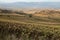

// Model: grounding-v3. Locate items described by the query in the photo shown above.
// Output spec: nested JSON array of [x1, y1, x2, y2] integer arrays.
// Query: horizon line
[[0, 1, 60, 3]]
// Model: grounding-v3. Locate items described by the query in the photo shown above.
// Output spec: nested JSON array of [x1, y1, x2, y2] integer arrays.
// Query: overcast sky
[[0, 0, 60, 3]]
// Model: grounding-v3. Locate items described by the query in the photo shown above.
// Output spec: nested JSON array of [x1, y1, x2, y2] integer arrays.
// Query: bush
[[29, 14, 32, 18]]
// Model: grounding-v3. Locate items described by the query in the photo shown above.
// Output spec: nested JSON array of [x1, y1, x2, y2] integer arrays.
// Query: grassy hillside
[[0, 9, 60, 40]]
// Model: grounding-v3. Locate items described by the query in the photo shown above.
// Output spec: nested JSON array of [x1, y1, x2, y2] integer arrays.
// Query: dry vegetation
[[0, 8, 60, 40]]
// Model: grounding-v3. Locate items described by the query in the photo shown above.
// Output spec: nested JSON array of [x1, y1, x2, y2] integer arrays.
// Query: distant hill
[[0, 2, 60, 9]]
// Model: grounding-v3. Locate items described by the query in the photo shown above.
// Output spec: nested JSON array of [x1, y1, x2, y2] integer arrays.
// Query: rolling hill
[[0, 8, 60, 40]]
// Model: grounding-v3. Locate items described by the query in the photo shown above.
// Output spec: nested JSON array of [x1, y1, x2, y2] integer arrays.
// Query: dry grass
[[0, 9, 60, 40]]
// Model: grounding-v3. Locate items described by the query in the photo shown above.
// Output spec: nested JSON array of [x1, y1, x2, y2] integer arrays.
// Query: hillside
[[0, 8, 60, 40]]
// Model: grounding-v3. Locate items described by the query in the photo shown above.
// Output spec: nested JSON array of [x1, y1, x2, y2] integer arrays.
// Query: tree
[[29, 14, 32, 18]]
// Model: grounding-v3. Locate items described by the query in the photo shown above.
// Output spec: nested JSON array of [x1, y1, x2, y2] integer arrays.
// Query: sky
[[0, 0, 60, 3]]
